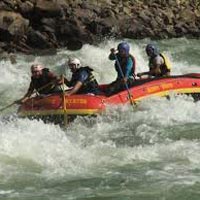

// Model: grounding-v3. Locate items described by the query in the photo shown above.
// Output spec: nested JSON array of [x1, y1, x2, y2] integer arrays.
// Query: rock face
[[0, 0, 200, 54]]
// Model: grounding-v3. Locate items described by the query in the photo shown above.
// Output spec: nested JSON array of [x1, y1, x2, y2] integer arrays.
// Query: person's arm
[[108, 48, 117, 60], [149, 66, 161, 76], [46, 71, 65, 87], [24, 82, 35, 98], [66, 81, 83, 96], [165, 71, 171, 76], [64, 77, 71, 87], [138, 56, 164, 78], [15, 81, 35, 104], [149, 56, 164, 76], [48, 71, 60, 82], [137, 71, 150, 78], [66, 70, 88, 96]]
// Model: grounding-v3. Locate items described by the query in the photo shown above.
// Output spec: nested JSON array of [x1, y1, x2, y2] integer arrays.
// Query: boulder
[[35, 0, 62, 17], [0, 11, 29, 36], [0, 0, 200, 54]]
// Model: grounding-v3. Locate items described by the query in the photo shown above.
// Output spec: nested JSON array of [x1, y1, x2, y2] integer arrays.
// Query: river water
[[1, 38, 200, 200]]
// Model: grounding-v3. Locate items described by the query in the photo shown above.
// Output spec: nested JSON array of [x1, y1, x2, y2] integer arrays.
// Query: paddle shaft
[[0, 79, 60, 112], [0, 101, 16, 112], [61, 75, 68, 126], [114, 54, 135, 107], [33, 79, 58, 95]]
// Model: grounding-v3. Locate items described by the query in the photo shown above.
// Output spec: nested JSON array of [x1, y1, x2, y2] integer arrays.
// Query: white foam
[[1, 38, 200, 181]]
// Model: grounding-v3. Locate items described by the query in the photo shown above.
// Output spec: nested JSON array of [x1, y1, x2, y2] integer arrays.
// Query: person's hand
[[15, 97, 29, 104], [122, 77, 128, 83], [65, 92, 71, 96], [110, 48, 116, 54]]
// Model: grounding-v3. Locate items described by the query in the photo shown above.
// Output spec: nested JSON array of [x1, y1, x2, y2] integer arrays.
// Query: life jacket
[[69, 66, 99, 94], [115, 54, 136, 79], [31, 68, 56, 94], [161, 53, 172, 70], [149, 53, 171, 76]]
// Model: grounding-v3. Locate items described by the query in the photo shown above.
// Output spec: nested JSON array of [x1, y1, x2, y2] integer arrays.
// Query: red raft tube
[[18, 73, 200, 123]]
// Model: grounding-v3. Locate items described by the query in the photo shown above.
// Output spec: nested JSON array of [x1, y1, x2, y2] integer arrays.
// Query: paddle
[[35, 79, 59, 94], [114, 54, 135, 108], [0, 101, 17, 112], [61, 75, 68, 126], [0, 76, 62, 113], [13, 79, 59, 104]]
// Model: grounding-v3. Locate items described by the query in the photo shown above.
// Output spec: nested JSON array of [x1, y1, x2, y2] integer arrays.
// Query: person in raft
[[137, 43, 171, 78], [16, 63, 62, 104], [106, 41, 136, 96], [64, 57, 101, 96]]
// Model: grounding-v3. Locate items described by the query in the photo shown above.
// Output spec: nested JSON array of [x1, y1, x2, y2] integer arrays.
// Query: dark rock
[[2, 0, 19, 11], [174, 23, 188, 37], [0, 11, 29, 36], [19, 1, 34, 15], [87, 20, 113, 36], [67, 39, 83, 51], [26, 28, 52, 49], [0, 0, 200, 54], [34, 0, 62, 17], [0, 2, 9, 10], [31, 48, 57, 56]]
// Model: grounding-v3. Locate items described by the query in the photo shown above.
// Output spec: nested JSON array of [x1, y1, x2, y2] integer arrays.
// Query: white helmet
[[68, 58, 81, 68], [31, 64, 44, 72]]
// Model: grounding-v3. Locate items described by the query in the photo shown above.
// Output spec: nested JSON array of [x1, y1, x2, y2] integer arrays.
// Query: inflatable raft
[[18, 73, 200, 123]]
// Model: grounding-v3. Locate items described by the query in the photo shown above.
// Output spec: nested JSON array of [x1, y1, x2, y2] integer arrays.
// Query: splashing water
[[1, 38, 200, 199]]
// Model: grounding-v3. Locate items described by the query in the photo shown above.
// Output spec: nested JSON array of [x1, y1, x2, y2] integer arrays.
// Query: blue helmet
[[146, 43, 159, 57], [117, 42, 130, 55]]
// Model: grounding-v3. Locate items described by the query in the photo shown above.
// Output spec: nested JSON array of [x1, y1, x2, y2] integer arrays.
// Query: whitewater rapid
[[1, 38, 200, 199]]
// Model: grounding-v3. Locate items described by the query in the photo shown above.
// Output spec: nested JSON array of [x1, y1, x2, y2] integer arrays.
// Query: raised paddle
[[114, 54, 135, 108]]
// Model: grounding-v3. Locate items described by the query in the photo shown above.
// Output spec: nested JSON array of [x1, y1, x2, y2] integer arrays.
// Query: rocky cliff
[[0, 0, 200, 54]]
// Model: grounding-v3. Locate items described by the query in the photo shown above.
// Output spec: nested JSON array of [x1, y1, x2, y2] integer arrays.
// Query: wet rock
[[26, 28, 52, 49], [0, 11, 29, 35], [0, 51, 17, 64], [35, 0, 61, 17], [67, 40, 83, 51], [0, 0, 200, 54], [18, 1, 35, 15]]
